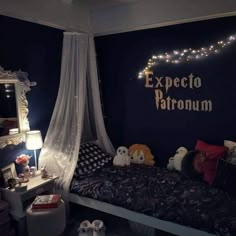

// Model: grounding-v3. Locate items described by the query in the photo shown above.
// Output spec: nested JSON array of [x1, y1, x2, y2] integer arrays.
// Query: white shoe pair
[[78, 220, 106, 236]]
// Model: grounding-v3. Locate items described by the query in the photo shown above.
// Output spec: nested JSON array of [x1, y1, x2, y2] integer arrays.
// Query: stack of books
[[31, 194, 60, 210]]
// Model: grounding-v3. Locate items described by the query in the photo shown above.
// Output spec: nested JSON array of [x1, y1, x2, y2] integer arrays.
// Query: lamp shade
[[25, 130, 43, 150]]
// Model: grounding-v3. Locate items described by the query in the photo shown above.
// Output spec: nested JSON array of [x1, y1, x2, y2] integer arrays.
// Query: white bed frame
[[70, 193, 215, 236]]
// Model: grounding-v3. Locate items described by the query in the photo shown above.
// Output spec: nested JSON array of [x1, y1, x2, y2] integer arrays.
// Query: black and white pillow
[[75, 143, 113, 177]]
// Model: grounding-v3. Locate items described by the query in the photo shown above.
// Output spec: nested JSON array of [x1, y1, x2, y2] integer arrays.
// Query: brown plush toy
[[128, 144, 155, 166]]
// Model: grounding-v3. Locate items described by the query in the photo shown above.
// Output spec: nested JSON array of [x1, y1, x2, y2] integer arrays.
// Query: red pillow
[[195, 140, 228, 184]]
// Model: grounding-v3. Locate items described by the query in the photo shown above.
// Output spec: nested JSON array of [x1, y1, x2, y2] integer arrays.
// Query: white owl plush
[[167, 147, 188, 171], [113, 146, 130, 166]]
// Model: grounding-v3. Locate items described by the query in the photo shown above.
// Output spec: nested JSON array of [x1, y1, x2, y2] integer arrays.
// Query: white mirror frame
[[0, 69, 30, 148]]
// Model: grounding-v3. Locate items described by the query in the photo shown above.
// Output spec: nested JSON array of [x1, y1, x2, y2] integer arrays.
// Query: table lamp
[[25, 130, 43, 170]]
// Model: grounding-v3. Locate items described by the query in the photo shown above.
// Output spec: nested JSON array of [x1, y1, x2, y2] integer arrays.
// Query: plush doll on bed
[[128, 144, 155, 166], [167, 147, 188, 171], [113, 146, 130, 166]]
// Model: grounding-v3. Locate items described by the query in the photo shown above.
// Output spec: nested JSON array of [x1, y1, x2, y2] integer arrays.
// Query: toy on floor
[[128, 144, 155, 166], [167, 147, 188, 171], [113, 146, 130, 166]]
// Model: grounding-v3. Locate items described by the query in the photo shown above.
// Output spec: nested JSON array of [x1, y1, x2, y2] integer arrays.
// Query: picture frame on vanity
[[1, 163, 17, 187]]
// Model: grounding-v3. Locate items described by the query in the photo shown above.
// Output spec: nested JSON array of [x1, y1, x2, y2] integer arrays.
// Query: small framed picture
[[1, 163, 17, 187]]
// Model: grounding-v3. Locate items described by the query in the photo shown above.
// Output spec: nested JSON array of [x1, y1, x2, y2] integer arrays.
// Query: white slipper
[[92, 220, 106, 236], [78, 220, 93, 236]]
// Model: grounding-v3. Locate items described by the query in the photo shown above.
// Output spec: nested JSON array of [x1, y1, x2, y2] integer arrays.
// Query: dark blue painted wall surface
[[95, 16, 236, 166], [0, 16, 63, 170], [1, 15, 236, 170]]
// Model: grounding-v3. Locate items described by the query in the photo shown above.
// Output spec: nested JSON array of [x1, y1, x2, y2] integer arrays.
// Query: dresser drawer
[[21, 181, 54, 202]]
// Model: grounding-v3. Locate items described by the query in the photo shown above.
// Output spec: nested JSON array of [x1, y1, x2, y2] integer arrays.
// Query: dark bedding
[[70, 164, 236, 236]]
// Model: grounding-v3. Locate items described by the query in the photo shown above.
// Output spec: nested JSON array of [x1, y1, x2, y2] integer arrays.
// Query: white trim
[[69, 194, 215, 236]]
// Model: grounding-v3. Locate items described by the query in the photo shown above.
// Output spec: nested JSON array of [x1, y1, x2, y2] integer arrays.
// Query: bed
[[69, 143, 236, 236]]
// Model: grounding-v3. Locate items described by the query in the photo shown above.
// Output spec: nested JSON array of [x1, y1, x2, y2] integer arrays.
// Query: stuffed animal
[[167, 147, 188, 171], [128, 144, 155, 166], [113, 146, 130, 166]]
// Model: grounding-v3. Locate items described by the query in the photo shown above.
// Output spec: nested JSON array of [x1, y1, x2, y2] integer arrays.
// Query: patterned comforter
[[70, 164, 236, 236]]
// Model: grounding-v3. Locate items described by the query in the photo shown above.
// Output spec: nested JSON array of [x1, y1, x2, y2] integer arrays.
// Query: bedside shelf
[[1, 175, 58, 220]]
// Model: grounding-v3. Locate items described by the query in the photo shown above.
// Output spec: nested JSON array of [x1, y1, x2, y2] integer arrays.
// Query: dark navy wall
[[95, 16, 236, 166], [0, 16, 63, 169]]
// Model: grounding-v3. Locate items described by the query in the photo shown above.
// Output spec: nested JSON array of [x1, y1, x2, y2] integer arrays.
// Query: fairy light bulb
[[137, 33, 236, 79]]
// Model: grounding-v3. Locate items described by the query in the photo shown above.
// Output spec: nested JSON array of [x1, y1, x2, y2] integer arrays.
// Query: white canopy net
[[39, 32, 114, 201]]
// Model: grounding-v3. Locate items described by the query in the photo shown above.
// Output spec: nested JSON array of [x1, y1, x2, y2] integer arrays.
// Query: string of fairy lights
[[138, 34, 236, 79]]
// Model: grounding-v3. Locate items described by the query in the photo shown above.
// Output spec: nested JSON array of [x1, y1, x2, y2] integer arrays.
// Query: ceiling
[[0, 0, 236, 35], [79, 0, 139, 9]]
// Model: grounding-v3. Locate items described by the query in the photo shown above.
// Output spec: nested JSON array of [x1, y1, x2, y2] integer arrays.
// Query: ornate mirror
[[0, 67, 35, 148]]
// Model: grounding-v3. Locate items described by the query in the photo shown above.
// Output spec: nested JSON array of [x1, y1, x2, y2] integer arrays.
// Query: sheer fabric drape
[[39, 32, 114, 201]]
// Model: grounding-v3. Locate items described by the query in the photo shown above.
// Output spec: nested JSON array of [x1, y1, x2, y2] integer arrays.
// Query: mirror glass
[[0, 83, 19, 137]]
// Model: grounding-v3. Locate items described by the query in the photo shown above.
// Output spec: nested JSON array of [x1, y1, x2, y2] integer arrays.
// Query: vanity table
[[0, 67, 44, 235], [1, 175, 58, 235]]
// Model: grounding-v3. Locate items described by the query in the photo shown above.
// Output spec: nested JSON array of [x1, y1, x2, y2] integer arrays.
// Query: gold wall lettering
[[145, 71, 213, 112]]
